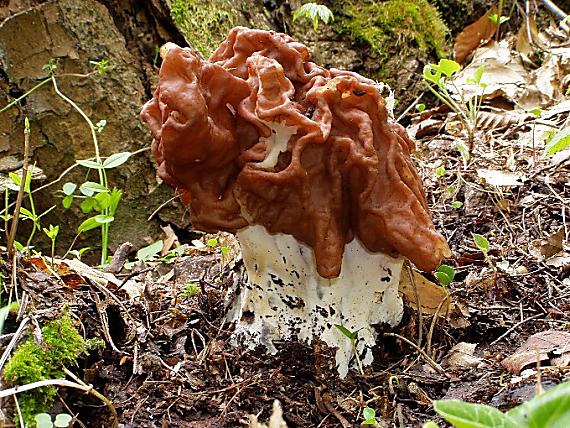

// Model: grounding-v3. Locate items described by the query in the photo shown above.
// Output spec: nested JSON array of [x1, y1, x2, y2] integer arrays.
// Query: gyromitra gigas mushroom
[[141, 27, 451, 377]]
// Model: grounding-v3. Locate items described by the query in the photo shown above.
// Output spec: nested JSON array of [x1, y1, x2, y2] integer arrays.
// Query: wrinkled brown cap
[[141, 27, 451, 278]]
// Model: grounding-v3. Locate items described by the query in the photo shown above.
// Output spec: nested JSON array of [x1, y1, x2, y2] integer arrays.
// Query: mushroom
[[141, 27, 451, 377]]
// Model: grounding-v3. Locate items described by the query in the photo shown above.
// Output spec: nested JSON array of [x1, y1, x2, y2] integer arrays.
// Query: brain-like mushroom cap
[[141, 27, 451, 278]]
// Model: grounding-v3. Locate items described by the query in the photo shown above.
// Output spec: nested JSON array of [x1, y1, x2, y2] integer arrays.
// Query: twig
[[147, 194, 179, 221], [490, 313, 544, 345], [384, 332, 450, 378], [6, 120, 31, 257], [406, 263, 423, 349], [0, 317, 30, 373]]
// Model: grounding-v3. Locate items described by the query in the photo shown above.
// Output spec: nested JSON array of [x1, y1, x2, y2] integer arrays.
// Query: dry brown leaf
[[445, 342, 482, 369], [476, 110, 530, 131], [502, 330, 570, 374], [399, 269, 469, 328], [454, 8, 498, 64]]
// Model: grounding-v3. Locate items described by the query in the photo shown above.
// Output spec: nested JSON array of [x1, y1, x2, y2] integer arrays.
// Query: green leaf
[[137, 240, 163, 261], [423, 64, 441, 86], [62, 194, 74, 209], [95, 192, 111, 210], [78, 216, 103, 233], [467, 65, 485, 85], [43, 224, 59, 240], [335, 324, 357, 340], [433, 400, 517, 428], [207, 238, 218, 247], [19, 206, 36, 221], [103, 152, 132, 169], [0, 302, 18, 335], [437, 264, 455, 281], [76, 159, 104, 169], [79, 181, 108, 196], [472, 234, 490, 253], [80, 197, 97, 214], [35, 413, 54, 428], [451, 201, 464, 209], [456, 140, 471, 162], [507, 382, 570, 428], [545, 127, 570, 156], [108, 188, 122, 215], [54, 413, 73, 428], [363, 406, 376, 421], [62, 182, 77, 195], [529, 108, 542, 117], [423, 423, 440, 428], [94, 214, 114, 224], [436, 166, 446, 177], [416, 103, 426, 112], [438, 59, 461, 78], [435, 271, 452, 287]]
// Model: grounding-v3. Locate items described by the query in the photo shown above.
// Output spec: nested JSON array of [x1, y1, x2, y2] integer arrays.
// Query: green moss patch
[[2, 314, 102, 426], [339, 0, 449, 72]]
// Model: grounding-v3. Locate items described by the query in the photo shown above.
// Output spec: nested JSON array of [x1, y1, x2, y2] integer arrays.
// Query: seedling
[[473, 233, 495, 271], [435, 166, 446, 177], [335, 324, 364, 375], [435, 264, 455, 287], [423, 59, 486, 161], [179, 282, 200, 299], [450, 201, 463, 209], [35, 413, 73, 428], [416, 103, 426, 112], [293, 2, 334, 31], [362, 406, 380, 426], [42, 224, 59, 262]]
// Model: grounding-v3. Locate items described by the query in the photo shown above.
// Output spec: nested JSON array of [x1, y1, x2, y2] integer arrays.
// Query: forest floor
[[1, 22, 570, 428]]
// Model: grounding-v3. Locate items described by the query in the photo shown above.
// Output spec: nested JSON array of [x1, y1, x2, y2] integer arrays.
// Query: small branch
[[490, 313, 544, 345], [384, 332, 450, 378]]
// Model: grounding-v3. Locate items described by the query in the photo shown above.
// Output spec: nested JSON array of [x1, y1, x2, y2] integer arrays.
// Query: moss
[[2, 314, 102, 426], [338, 0, 449, 77], [171, 0, 236, 56]]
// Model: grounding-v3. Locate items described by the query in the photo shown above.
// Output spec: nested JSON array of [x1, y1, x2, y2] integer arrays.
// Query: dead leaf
[[454, 8, 498, 64], [445, 342, 482, 369], [476, 110, 530, 131], [477, 169, 526, 186], [399, 269, 470, 328], [502, 330, 570, 374], [161, 224, 179, 255]]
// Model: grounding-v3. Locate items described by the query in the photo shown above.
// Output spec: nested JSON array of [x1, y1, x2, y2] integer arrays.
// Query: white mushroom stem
[[227, 225, 404, 378]]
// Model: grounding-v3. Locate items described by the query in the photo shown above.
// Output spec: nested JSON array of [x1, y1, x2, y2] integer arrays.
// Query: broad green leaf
[[451, 201, 464, 209], [62, 182, 77, 195], [436, 166, 446, 177], [79, 181, 108, 196], [207, 238, 218, 247], [433, 400, 517, 428], [8, 171, 29, 192], [363, 406, 376, 421], [103, 152, 132, 169], [545, 127, 570, 156], [472, 234, 490, 253], [62, 194, 74, 209], [137, 240, 163, 261], [109, 188, 122, 214], [423, 64, 441, 86], [19, 207, 36, 220], [438, 59, 461, 78], [507, 382, 570, 428], [94, 214, 114, 224], [416, 103, 426, 112], [78, 216, 102, 233], [455, 140, 470, 162], [76, 159, 103, 169], [437, 264, 455, 281], [435, 271, 452, 287]]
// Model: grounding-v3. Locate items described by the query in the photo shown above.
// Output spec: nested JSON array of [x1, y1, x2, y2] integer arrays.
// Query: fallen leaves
[[454, 9, 498, 64], [502, 330, 570, 374]]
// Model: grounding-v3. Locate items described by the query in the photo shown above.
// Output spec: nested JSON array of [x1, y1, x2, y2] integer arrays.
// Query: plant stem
[[6, 122, 31, 257]]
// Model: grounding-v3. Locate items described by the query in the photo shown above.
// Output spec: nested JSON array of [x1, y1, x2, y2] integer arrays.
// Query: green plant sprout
[[0, 58, 134, 265], [293, 2, 334, 31], [435, 264, 455, 287], [42, 224, 59, 262], [423, 59, 486, 162], [472, 233, 496, 271], [488, 13, 509, 25], [430, 381, 570, 428], [435, 166, 446, 177], [451, 201, 463, 209], [35, 413, 73, 428], [335, 324, 364, 376], [544, 127, 569, 156], [362, 406, 380, 426], [179, 282, 200, 299], [416, 103, 426, 112]]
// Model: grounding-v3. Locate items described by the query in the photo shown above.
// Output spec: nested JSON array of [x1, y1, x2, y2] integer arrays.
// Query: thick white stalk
[[227, 225, 404, 378]]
